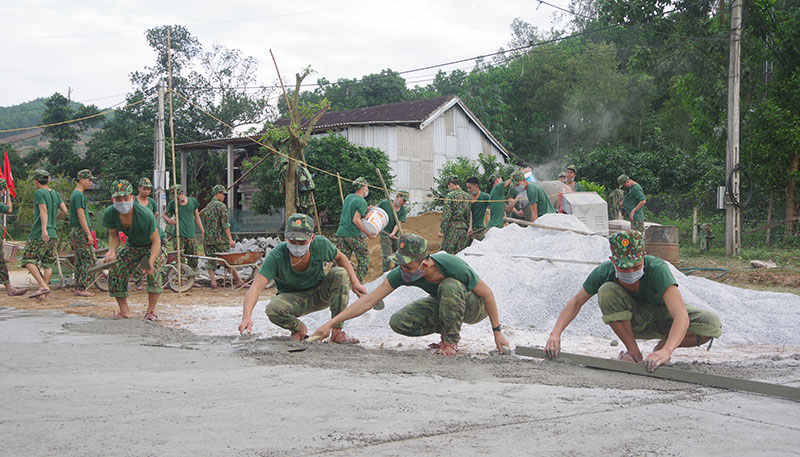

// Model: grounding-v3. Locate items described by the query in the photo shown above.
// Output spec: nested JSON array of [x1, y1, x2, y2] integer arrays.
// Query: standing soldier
[[103, 180, 166, 320], [163, 184, 204, 270], [378, 191, 408, 272], [334, 177, 375, 283], [618, 174, 647, 233], [201, 184, 243, 289], [0, 178, 26, 296], [564, 165, 584, 192], [511, 170, 555, 223], [466, 176, 490, 242], [133, 178, 166, 291], [23, 169, 67, 300], [438, 176, 471, 254], [69, 169, 97, 297], [486, 173, 507, 230]]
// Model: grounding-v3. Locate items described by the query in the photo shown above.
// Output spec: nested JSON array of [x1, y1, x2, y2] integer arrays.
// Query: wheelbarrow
[[90, 250, 195, 293], [185, 251, 266, 289]]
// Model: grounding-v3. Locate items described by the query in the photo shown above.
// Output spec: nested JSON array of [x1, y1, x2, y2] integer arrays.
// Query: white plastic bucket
[[362, 207, 389, 236]]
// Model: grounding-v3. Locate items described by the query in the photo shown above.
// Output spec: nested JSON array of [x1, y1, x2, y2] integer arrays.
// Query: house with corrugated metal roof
[[175, 95, 510, 227]]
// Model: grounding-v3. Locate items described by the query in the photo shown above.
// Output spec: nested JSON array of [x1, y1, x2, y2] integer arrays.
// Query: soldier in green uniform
[[132, 178, 166, 290], [0, 178, 26, 296], [103, 180, 166, 320], [506, 184, 530, 221], [545, 230, 722, 372], [69, 169, 97, 297], [466, 176, 491, 242], [377, 191, 408, 272], [238, 213, 366, 343], [22, 169, 67, 300], [201, 184, 243, 289], [163, 184, 204, 269], [334, 177, 375, 283], [511, 170, 555, 223], [558, 171, 567, 183], [312, 233, 511, 355], [618, 174, 647, 233], [486, 173, 507, 230], [438, 176, 471, 254], [564, 165, 584, 192]]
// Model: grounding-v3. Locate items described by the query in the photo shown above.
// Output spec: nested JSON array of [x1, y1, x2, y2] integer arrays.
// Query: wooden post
[[167, 29, 182, 295], [725, 0, 742, 255], [692, 207, 699, 245], [337, 173, 345, 204], [766, 190, 774, 245]]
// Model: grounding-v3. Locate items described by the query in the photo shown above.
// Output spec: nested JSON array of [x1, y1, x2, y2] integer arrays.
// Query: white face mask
[[114, 201, 133, 214], [364, 188, 369, 198], [287, 242, 310, 258], [616, 267, 644, 284]]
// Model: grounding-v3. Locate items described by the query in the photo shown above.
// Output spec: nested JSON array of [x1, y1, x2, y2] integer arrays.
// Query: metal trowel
[[232, 329, 261, 345]]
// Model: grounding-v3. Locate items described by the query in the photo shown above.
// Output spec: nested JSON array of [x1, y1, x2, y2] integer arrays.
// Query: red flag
[[3, 150, 15, 198]]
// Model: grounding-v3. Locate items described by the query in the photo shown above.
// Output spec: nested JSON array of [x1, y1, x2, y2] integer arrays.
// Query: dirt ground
[[364, 211, 443, 283]]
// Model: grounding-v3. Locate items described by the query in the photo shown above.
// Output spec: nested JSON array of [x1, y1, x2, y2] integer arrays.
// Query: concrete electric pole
[[155, 80, 167, 229], [725, 0, 742, 256]]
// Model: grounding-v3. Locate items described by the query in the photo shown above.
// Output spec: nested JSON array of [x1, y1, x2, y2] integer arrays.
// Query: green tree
[[426, 154, 515, 211]]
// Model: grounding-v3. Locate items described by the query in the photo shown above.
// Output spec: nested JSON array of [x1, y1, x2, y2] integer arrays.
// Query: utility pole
[[155, 80, 167, 228], [725, 0, 742, 256]]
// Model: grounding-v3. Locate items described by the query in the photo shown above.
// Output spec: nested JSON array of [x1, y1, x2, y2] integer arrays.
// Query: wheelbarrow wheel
[[94, 271, 109, 292], [167, 264, 195, 292]]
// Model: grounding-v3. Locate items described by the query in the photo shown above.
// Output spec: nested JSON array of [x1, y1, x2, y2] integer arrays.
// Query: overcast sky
[[0, 0, 571, 108]]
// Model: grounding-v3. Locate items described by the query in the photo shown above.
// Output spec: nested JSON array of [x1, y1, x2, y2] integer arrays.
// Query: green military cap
[[285, 213, 315, 241], [212, 184, 226, 195], [138, 177, 153, 188], [388, 233, 429, 266], [352, 177, 368, 189], [609, 230, 644, 268], [396, 190, 410, 202], [558, 171, 567, 178], [31, 169, 49, 181], [170, 184, 183, 194], [511, 170, 525, 183], [566, 164, 577, 173], [77, 169, 96, 180], [0, 178, 6, 190], [617, 174, 630, 189], [111, 179, 133, 197], [447, 175, 459, 185]]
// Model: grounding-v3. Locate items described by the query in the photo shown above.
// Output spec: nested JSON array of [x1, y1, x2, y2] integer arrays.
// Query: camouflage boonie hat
[[31, 169, 49, 181], [111, 179, 133, 198], [285, 213, 315, 241], [138, 177, 152, 188], [170, 184, 183, 194], [0, 178, 6, 190], [617, 174, 630, 189], [511, 170, 525, 183], [558, 171, 567, 178], [609, 230, 644, 268], [77, 169, 96, 180], [447, 175, 459, 185], [352, 177, 368, 189], [396, 190, 409, 202], [566, 164, 577, 173], [389, 233, 429, 266], [211, 184, 226, 195]]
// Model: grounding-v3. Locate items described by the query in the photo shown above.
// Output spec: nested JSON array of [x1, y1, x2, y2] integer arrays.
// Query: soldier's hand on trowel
[[544, 335, 561, 359], [644, 349, 671, 372], [494, 332, 510, 353], [238, 317, 254, 335], [310, 323, 332, 342]]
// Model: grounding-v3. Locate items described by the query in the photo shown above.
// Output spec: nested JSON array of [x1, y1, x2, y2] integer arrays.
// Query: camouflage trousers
[[335, 236, 368, 283], [469, 227, 486, 243], [173, 236, 198, 269], [204, 243, 229, 270], [441, 225, 470, 254], [389, 278, 488, 345], [21, 238, 58, 270], [598, 281, 722, 340], [70, 227, 96, 290], [132, 237, 167, 285], [631, 219, 645, 233], [0, 256, 8, 284], [265, 267, 350, 332], [109, 245, 167, 298], [380, 233, 399, 273]]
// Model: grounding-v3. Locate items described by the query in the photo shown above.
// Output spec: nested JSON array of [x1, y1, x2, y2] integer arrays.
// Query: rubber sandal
[[617, 351, 638, 362], [434, 342, 459, 356], [428, 342, 443, 349], [330, 331, 360, 344], [7, 288, 27, 297], [144, 312, 158, 322], [29, 288, 50, 299], [74, 290, 94, 297]]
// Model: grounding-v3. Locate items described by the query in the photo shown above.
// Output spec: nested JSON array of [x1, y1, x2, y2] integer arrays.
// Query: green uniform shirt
[[29, 188, 63, 240], [69, 189, 88, 229], [336, 193, 368, 237], [469, 191, 491, 229], [0, 203, 9, 214], [386, 252, 480, 296], [257, 235, 338, 294], [582, 255, 677, 307], [622, 183, 646, 221], [166, 197, 200, 238], [136, 196, 165, 239], [487, 182, 506, 228], [525, 183, 555, 217], [377, 199, 407, 234], [102, 203, 158, 248]]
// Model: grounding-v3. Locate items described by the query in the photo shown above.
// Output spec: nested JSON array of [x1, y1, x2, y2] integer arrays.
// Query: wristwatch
[[492, 324, 502, 332]]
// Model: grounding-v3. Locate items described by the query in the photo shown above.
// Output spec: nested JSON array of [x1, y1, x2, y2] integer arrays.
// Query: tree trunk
[[285, 137, 301, 221], [766, 190, 774, 245], [787, 152, 799, 237]]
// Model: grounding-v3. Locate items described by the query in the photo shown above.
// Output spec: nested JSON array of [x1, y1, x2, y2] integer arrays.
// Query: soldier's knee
[[437, 278, 466, 299], [265, 298, 290, 323], [597, 281, 633, 315], [328, 266, 348, 281], [389, 312, 412, 336]]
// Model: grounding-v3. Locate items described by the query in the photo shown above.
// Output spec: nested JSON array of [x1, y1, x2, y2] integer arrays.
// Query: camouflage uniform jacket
[[441, 189, 471, 231], [201, 199, 230, 245]]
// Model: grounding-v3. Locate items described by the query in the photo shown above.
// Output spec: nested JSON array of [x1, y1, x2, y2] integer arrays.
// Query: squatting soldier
[[201, 184, 243, 289], [103, 179, 166, 320], [0, 178, 26, 296], [511, 170, 554, 223], [466, 176, 490, 242], [545, 230, 722, 371], [69, 169, 97, 297], [438, 176, 471, 254], [238, 213, 366, 343], [486, 173, 507, 230], [334, 176, 375, 283], [618, 174, 647, 233], [312, 233, 511, 355], [163, 184, 204, 269], [378, 191, 408, 273], [22, 169, 67, 300]]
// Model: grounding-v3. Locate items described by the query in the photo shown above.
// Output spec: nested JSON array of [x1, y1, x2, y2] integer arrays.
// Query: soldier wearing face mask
[[103, 180, 166, 321], [465, 176, 490, 242], [334, 176, 375, 283], [238, 214, 366, 343], [311, 233, 510, 356], [544, 230, 722, 372]]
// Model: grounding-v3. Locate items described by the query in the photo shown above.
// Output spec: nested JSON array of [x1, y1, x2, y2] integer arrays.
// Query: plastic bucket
[[362, 207, 389, 236]]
